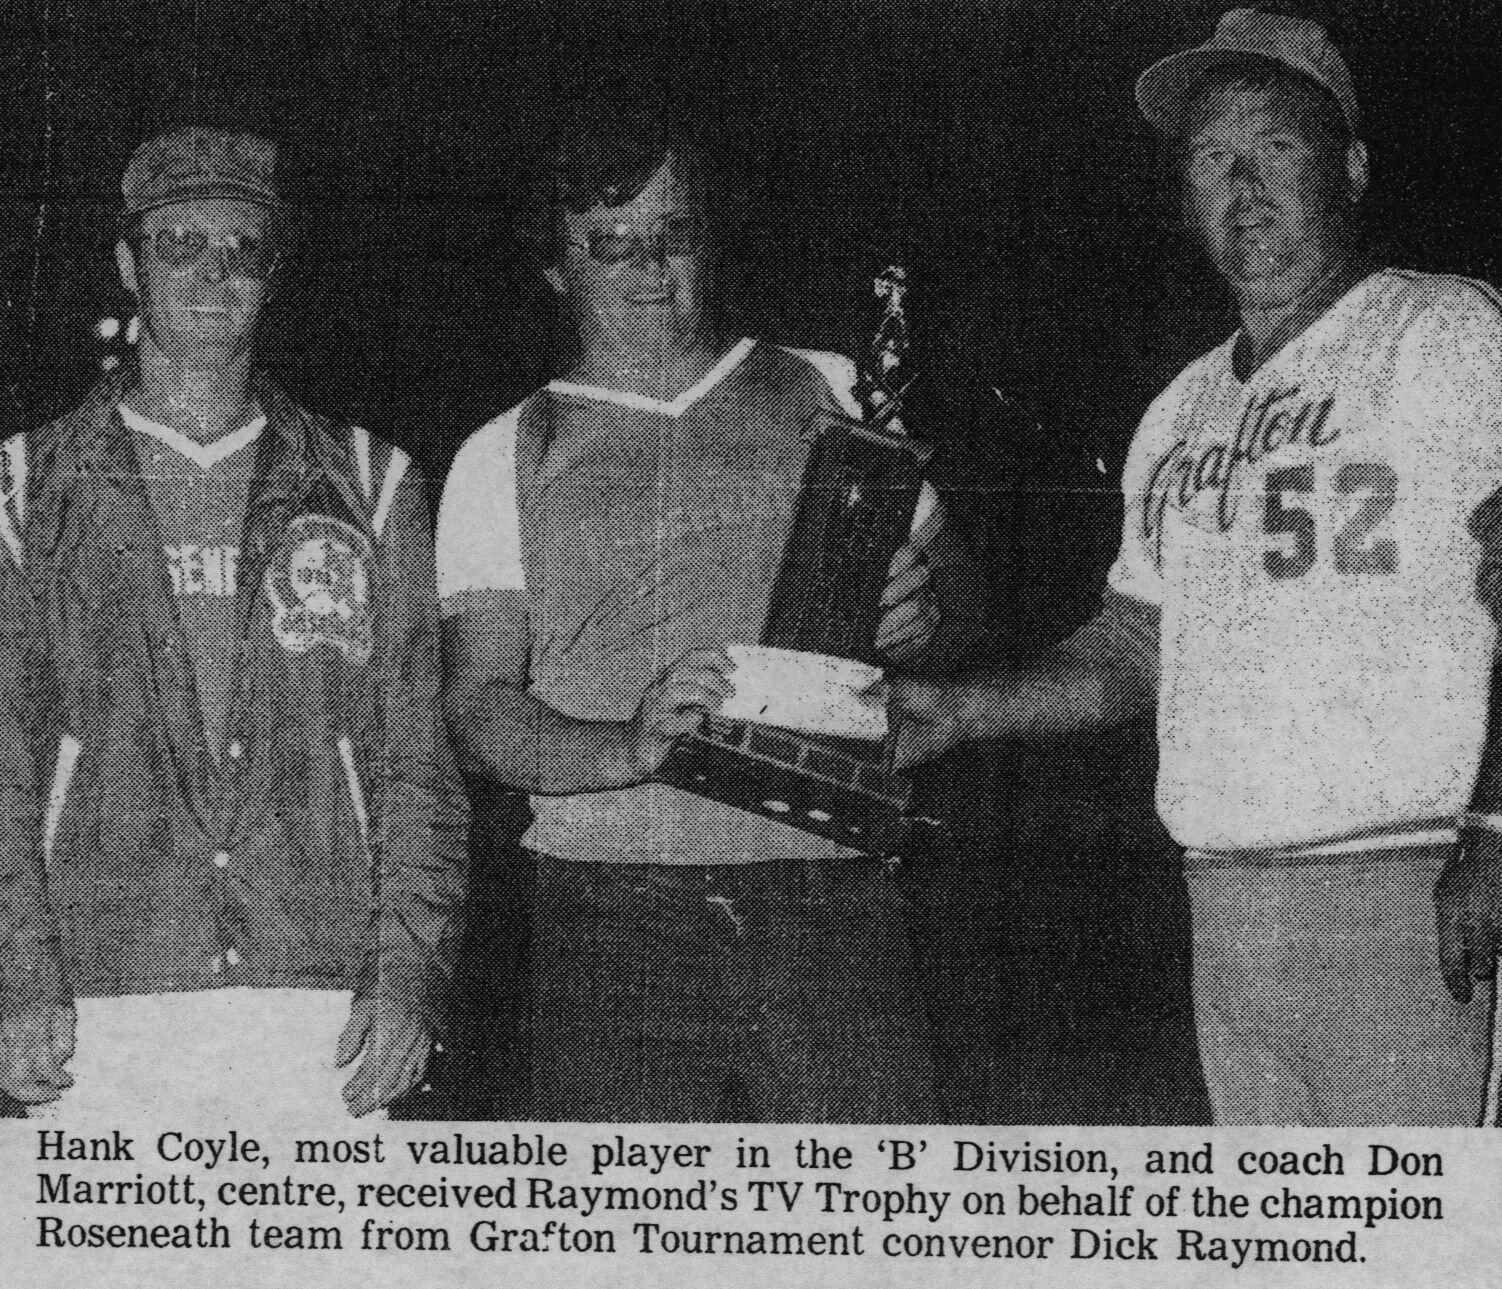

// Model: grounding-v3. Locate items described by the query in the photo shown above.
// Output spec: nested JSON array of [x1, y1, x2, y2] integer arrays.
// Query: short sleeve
[[436, 408, 526, 616], [1106, 380, 1193, 609], [1395, 280, 1502, 519], [1394, 280, 1502, 615], [1106, 529, 1163, 607], [1105, 432, 1159, 606], [779, 346, 863, 419]]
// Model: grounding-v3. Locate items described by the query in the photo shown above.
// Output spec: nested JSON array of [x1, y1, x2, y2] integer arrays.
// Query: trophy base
[[654, 716, 916, 855]]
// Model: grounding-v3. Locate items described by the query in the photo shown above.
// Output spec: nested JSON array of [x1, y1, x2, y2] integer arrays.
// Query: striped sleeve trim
[[372, 447, 409, 539], [349, 425, 412, 539], [0, 433, 27, 566], [351, 424, 375, 503]]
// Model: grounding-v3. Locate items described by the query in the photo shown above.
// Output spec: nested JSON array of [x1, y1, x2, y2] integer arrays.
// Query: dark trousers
[[389, 785, 536, 1121], [904, 729, 1210, 1125], [532, 855, 936, 1122]]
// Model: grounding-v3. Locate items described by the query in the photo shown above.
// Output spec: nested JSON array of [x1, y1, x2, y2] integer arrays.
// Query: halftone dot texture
[[1135, 7, 1360, 137], [439, 341, 939, 1119], [0, 373, 467, 1076], [1185, 846, 1492, 1125], [482, 343, 871, 866], [530, 857, 936, 1122], [122, 128, 280, 215]]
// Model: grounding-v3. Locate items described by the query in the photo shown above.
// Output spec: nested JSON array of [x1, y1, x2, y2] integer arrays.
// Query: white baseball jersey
[[1110, 270, 1502, 852]]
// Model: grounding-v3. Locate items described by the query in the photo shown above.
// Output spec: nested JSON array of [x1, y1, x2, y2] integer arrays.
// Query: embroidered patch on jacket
[[265, 514, 375, 665]]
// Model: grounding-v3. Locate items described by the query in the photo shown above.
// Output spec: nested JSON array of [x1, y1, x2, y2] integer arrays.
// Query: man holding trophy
[[437, 96, 973, 1121]]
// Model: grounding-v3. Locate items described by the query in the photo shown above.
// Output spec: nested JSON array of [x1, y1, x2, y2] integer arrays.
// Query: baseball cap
[[122, 128, 280, 215], [1135, 8, 1359, 137]]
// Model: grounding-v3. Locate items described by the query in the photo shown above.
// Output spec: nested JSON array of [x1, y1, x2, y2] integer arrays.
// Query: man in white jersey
[[887, 9, 1502, 1125], [0, 129, 467, 1119], [437, 94, 974, 1120]]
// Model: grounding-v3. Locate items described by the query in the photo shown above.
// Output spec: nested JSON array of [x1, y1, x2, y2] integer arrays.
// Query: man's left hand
[[336, 998, 433, 1117], [1435, 825, 1502, 1004], [876, 541, 939, 663]]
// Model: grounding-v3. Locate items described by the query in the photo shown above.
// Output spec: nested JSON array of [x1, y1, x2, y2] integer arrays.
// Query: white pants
[[32, 988, 377, 1124]]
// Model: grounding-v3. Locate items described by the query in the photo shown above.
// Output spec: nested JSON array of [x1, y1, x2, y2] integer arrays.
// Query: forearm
[[0, 795, 69, 1018], [446, 679, 644, 794], [438, 599, 645, 794], [896, 590, 1160, 754], [367, 477, 472, 1032], [944, 647, 1156, 741], [0, 582, 66, 1016], [373, 730, 470, 1030]]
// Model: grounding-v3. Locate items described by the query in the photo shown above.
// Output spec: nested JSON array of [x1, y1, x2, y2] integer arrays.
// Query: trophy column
[[653, 262, 933, 855]]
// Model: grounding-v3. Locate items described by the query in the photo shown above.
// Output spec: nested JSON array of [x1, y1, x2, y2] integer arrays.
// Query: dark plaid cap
[[122, 128, 280, 214]]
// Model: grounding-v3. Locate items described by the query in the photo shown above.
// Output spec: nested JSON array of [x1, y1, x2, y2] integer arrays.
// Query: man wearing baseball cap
[[888, 11, 1502, 1124], [0, 128, 468, 1119]]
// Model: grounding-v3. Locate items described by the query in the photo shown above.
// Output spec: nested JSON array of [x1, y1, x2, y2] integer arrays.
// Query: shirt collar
[[547, 338, 757, 418], [118, 401, 265, 469]]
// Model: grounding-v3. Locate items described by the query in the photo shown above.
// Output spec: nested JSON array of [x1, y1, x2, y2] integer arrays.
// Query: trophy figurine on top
[[652, 260, 936, 857]]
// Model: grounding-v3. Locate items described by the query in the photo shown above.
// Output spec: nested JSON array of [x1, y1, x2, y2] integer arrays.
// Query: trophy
[[653, 261, 933, 855]]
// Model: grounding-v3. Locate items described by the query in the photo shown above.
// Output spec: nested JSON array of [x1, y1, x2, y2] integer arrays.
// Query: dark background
[[1, 1, 1496, 469], [0, 0, 1496, 1122]]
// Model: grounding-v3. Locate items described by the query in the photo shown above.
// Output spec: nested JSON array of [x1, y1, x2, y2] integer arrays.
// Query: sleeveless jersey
[[1109, 270, 1502, 852]]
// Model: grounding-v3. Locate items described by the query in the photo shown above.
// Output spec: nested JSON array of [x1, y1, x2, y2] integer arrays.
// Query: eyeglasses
[[575, 215, 706, 264], [144, 225, 277, 279]]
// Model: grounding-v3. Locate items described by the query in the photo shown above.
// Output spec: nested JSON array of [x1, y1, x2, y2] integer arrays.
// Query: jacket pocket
[[337, 734, 373, 865], [42, 733, 82, 868]]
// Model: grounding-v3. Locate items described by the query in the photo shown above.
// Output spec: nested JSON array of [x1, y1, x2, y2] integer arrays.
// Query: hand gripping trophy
[[653, 259, 937, 856]]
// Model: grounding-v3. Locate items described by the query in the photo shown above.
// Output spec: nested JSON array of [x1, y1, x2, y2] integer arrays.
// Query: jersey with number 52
[[1110, 270, 1502, 851]]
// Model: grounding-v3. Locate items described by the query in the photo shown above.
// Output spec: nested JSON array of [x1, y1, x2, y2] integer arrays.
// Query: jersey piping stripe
[[371, 448, 408, 539], [118, 403, 264, 470], [41, 733, 82, 870], [0, 433, 23, 567], [547, 338, 757, 418], [4, 433, 26, 526], [351, 425, 374, 504], [337, 735, 373, 865], [1469, 279, 1502, 314], [1483, 980, 1502, 1126], [1184, 824, 1458, 869], [0, 497, 20, 567]]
